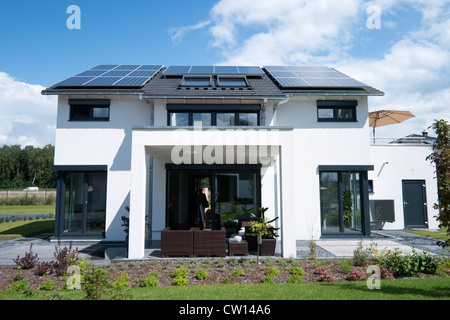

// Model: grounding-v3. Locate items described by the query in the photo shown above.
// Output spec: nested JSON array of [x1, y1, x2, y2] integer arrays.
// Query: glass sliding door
[[165, 166, 261, 236], [57, 170, 107, 237], [320, 170, 364, 235], [213, 171, 258, 236]]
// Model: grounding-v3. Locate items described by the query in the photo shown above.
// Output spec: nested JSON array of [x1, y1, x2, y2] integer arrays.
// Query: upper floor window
[[317, 100, 357, 122], [181, 76, 211, 87], [69, 99, 110, 121], [167, 104, 260, 127], [217, 76, 248, 87]]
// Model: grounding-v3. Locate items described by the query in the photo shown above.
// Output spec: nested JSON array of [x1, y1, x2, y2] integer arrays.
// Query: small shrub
[[172, 276, 189, 286], [227, 258, 238, 266], [13, 244, 39, 269], [138, 271, 159, 287], [112, 272, 130, 290], [290, 266, 306, 276], [53, 241, 79, 276], [261, 276, 274, 284], [195, 268, 210, 280], [353, 240, 370, 266], [276, 258, 287, 266], [9, 279, 29, 292], [264, 266, 280, 277], [314, 266, 328, 275], [83, 266, 111, 300], [231, 268, 245, 277], [222, 277, 230, 284], [35, 261, 53, 276], [380, 267, 394, 280], [319, 273, 335, 282], [347, 268, 367, 281], [172, 266, 188, 279], [338, 259, 353, 275], [287, 275, 304, 284], [39, 279, 55, 291]]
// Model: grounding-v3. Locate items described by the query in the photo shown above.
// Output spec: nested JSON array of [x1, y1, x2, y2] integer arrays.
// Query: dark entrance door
[[402, 180, 427, 228]]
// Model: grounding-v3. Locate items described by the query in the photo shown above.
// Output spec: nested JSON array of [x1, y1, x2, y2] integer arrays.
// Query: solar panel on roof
[[189, 66, 214, 74], [163, 65, 264, 75], [163, 66, 191, 74], [53, 64, 163, 87], [264, 65, 368, 88]]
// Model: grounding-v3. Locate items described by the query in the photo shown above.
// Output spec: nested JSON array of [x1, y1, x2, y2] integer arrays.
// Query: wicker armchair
[[160, 227, 194, 257], [191, 227, 226, 257]]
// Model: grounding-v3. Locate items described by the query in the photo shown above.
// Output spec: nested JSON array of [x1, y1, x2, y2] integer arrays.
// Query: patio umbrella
[[369, 110, 415, 142]]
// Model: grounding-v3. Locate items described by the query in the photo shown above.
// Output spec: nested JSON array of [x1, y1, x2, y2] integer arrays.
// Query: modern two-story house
[[42, 64, 439, 259]]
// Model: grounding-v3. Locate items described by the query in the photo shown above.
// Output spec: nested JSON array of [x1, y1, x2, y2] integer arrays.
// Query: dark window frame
[[317, 100, 357, 122], [167, 111, 260, 127], [318, 165, 372, 237], [180, 75, 212, 87], [69, 99, 110, 121], [216, 75, 248, 87]]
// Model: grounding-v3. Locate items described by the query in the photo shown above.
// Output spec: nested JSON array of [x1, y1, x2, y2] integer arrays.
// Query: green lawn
[[405, 229, 448, 242], [0, 219, 54, 238], [0, 278, 449, 300], [0, 205, 55, 214]]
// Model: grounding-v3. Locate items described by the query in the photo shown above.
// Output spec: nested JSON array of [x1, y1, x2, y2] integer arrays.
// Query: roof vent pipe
[[271, 95, 290, 126]]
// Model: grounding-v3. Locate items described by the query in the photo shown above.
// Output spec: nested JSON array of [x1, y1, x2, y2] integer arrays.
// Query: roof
[[41, 65, 384, 98]]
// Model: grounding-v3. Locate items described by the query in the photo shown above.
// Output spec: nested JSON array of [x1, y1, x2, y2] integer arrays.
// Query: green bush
[[231, 268, 245, 277], [195, 268, 210, 280], [112, 272, 130, 290], [9, 279, 29, 292], [83, 266, 111, 300], [138, 271, 159, 287], [172, 276, 189, 286], [375, 249, 441, 277], [286, 275, 304, 284], [172, 266, 188, 279], [264, 266, 280, 277], [261, 276, 274, 283], [39, 279, 55, 291], [289, 266, 306, 276]]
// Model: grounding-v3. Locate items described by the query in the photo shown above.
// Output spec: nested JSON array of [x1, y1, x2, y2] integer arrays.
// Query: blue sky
[[0, 0, 448, 147]]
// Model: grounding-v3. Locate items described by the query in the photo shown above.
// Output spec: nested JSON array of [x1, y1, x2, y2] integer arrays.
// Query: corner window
[[317, 100, 357, 122], [69, 99, 110, 121]]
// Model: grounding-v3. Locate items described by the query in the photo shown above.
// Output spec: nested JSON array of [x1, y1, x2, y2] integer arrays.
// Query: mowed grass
[[0, 205, 55, 214], [0, 219, 55, 238], [0, 278, 449, 300], [405, 229, 448, 242]]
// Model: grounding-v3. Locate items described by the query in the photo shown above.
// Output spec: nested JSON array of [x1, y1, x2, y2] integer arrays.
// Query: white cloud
[[0, 72, 57, 147], [198, 0, 449, 138], [170, 20, 211, 44]]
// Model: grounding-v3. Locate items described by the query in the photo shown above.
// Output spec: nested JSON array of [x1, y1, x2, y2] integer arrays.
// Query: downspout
[[271, 95, 290, 126]]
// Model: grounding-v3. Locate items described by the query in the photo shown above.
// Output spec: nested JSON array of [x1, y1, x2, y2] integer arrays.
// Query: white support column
[[279, 133, 297, 258], [128, 132, 147, 259]]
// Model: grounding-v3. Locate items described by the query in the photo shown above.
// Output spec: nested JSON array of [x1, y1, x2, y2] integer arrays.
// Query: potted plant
[[248, 207, 279, 262]]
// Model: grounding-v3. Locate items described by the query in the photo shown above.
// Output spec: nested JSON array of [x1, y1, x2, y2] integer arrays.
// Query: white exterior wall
[[275, 96, 372, 244], [54, 95, 151, 241], [369, 144, 439, 229]]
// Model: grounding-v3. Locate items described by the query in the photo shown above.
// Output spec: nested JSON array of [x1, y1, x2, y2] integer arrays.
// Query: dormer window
[[181, 76, 211, 87], [217, 75, 248, 87]]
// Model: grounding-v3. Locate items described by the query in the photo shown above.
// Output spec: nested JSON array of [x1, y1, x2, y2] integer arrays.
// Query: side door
[[402, 180, 428, 228]]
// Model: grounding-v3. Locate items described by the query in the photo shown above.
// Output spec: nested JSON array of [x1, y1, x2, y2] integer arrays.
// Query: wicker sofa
[[160, 227, 194, 257], [191, 227, 226, 257], [160, 227, 226, 257]]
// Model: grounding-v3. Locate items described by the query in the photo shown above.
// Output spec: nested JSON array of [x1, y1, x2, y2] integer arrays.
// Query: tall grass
[[0, 194, 56, 206]]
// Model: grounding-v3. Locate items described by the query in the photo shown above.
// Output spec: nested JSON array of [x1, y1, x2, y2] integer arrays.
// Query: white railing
[[370, 136, 431, 145]]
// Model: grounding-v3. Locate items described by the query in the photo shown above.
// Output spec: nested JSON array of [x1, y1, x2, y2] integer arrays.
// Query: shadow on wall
[[107, 192, 130, 242]]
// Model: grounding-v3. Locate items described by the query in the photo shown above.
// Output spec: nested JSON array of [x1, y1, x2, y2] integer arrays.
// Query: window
[[167, 105, 260, 127], [69, 99, 110, 121], [317, 100, 357, 122], [54, 167, 107, 237], [319, 165, 373, 236], [181, 76, 211, 86], [217, 76, 248, 87]]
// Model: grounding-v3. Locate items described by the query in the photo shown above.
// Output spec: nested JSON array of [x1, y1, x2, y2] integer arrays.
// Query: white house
[[42, 65, 439, 259]]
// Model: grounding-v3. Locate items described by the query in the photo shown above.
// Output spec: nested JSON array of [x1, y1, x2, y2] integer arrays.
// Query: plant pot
[[260, 238, 276, 256]]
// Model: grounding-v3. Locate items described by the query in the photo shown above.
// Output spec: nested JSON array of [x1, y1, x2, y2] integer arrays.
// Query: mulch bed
[[0, 258, 352, 291]]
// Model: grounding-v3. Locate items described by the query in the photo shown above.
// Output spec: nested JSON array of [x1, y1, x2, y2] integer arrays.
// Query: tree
[[426, 119, 450, 248]]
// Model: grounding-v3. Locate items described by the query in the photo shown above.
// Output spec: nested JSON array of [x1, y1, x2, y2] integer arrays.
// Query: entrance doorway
[[402, 180, 428, 228], [166, 165, 261, 237]]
